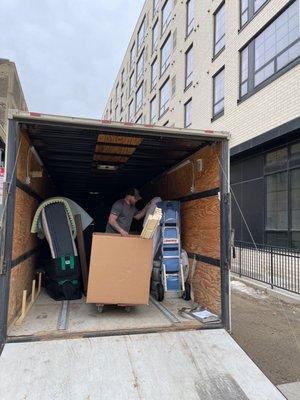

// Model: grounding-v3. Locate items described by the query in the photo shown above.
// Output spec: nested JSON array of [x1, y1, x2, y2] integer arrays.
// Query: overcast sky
[[0, 0, 144, 118]]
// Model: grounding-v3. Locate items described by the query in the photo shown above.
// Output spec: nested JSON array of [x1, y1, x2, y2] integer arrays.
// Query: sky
[[0, 0, 145, 118]]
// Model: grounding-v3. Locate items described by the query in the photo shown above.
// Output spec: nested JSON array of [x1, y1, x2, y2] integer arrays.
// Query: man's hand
[[120, 229, 129, 237]]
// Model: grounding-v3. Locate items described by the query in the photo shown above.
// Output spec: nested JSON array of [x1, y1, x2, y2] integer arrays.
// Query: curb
[[230, 273, 300, 304]]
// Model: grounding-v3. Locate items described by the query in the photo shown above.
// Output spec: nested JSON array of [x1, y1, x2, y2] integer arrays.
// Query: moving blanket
[[31, 197, 93, 239]]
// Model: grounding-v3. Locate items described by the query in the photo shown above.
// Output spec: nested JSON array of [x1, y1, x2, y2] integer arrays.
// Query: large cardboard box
[[86, 233, 153, 305]]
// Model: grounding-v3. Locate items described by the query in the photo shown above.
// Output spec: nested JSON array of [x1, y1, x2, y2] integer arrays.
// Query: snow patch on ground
[[231, 280, 268, 299]]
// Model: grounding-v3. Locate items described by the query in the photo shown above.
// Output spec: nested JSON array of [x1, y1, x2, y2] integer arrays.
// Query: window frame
[[129, 71, 135, 94], [151, 57, 158, 89], [130, 42, 135, 69], [136, 49, 145, 83], [150, 95, 158, 124], [186, 0, 195, 37], [137, 17, 146, 50], [135, 81, 144, 113], [213, 1, 225, 58], [184, 98, 192, 128], [212, 66, 225, 120], [152, 19, 159, 53], [185, 44, 193, 89], [161, 0, 172, 35], [128, 99, 134, 121], [240, 0, 270, 29], [239, 0, 300, 101], [160, 33, 172, 76], [159, 77, 170, 118]]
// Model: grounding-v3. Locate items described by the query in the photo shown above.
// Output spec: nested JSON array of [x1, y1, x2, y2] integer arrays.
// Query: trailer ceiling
[[14, 114, 228, 201]]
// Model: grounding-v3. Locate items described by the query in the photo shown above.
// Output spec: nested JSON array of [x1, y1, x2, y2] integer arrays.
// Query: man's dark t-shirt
[[106, 199, 138, 234]]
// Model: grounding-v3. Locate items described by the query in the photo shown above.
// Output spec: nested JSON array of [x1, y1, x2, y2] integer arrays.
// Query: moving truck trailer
[[0, 112, 285, 399]]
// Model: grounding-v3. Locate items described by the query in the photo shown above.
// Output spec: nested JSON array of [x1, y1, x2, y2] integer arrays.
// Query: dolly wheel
[[155, 283, 164, 302], [96, 305, 104, 313], [182, 283, 191, 301]]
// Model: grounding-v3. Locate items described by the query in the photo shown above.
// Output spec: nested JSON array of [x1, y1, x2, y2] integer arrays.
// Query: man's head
[[124, 187, 141, 206]]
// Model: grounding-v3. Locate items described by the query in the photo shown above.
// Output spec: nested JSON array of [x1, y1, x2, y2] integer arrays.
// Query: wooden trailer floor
[[0, 330, 285, 400], [8, 290, 202, 340]]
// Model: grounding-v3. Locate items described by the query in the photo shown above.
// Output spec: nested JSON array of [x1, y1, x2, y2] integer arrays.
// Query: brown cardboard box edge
[[86, 233, 153, 305]]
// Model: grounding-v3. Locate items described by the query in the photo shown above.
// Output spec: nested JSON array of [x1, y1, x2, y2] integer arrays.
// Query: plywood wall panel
[[7, 254, 37, 325], [12, 188, 38, 260], [17, 130, 53, 198], [143, 143, 221, 200], [181, 197, 220, 259], [190, 260, 221, 316]]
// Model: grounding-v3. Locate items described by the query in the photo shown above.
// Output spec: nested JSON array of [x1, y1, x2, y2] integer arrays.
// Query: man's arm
[[134, 202, 150, 221], [108, 213, 129, 237]]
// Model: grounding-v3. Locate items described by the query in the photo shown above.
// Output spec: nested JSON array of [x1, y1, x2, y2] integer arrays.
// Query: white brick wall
[[103, 0, 300, 149]]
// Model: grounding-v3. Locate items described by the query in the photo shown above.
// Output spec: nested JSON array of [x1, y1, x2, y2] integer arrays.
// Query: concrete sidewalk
[[278, 382, 300, 400]]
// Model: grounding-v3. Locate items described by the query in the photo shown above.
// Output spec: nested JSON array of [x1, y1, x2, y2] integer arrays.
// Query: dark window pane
[[266, 172, 288, 230], [186, 0, 195, 36], [291, 168, 300, 230], [292, 231, 300, 249], [265, 147, 287, 169], [184, 99, 192, 128], [185, 46, 193, 87], [161, 35, 171, 75], [266, 231, 288, 247], [291, 142, 300, 163]]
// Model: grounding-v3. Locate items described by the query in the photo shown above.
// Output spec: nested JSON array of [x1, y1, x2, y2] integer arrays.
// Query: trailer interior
[[1, 112, 231, 343]]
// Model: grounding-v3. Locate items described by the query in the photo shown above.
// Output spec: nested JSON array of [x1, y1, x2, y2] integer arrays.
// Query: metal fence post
[[270, 246, 274, 289]]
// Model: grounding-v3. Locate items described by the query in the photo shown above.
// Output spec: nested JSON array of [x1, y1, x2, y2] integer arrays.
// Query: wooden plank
[[190, 260, 221, 316], [74, 214, 88, 296], [181, 196, 220, 259], [0, 331, 285, 399]]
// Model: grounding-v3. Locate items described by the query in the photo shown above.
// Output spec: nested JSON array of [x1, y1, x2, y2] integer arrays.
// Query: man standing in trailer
[[106, 188, 149, 237]]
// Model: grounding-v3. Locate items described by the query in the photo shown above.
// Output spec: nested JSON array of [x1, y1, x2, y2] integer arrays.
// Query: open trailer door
[[0, 113, 285, 399], [0, 330, 286, 399]]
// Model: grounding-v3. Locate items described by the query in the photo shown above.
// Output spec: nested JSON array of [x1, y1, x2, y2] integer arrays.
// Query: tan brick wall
[[0, 60, 27, 141], [103, 0, 300, 149]]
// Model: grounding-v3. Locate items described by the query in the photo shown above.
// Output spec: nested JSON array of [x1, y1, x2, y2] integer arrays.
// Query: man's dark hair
[[125, 187, 136, 197]]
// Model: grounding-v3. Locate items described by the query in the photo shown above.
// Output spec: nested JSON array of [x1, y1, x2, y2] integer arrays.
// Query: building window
[[160, 34, 171, 75], [162, 0, 172, 34], [150, 96, 158, 124], [121, 69, 125, 87], [115, 82, 119, 99], [186, 0, 194, 37], [128, 100, 134, 121], [120, 93, 124, 111], [213, 67, 225, 118], [129, 71, 135, 94], [151, 58, 158, 89], [135, 82, 144, 112], [214, 2, 225, 56], [130, 42, 135, 69], [115, 105, 119, 121], [291, 167, 300, 248], [185, 45, 193, 88], [265, 143, 300, 248], [136, 50, 145, 83], [153, 0, 160, 16], [240, 0, 300, 98], [152, 20, 159, 52], [184, 98, 192, 128], [159, 78, 170, 117], [137, 17, 146, 50], [241, 0, 268, 27]]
